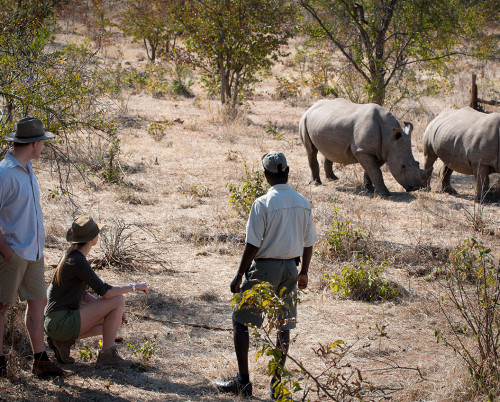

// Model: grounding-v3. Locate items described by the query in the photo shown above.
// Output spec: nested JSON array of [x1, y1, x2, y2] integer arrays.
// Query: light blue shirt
[[246, 183, 317, 259], [0, 152, 45, 261]]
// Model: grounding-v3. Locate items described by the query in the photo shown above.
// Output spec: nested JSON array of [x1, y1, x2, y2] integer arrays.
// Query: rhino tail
[[299, 114, 317, 154]]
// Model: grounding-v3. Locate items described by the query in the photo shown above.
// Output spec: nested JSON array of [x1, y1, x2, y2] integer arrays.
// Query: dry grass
[[1, 21, 499, 402]]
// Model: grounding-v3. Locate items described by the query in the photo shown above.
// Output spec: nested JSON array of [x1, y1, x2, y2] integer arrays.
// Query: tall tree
[[299, 0, 494, 106], [179, 0, 296, 107], [119, 0, 182, 62]]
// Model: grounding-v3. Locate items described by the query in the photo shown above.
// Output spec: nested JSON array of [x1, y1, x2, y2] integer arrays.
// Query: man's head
[[6, 117, 55, 160], [262, 151, 289, 184], [5, 117, 55, 144]]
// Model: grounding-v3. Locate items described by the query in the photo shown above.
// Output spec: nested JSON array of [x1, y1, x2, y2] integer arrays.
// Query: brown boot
[[95, 346, 133, 368], [47, 337, 75, 364], [32, 359, 65, 377]]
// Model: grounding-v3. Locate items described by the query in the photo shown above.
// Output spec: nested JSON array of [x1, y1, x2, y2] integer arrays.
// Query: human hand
[[1, 247, 14, 262], [230, 275, 243, 293], [121, 312, 127, 324], [135, 282, 149, 295], [297, 273, 308, 289]]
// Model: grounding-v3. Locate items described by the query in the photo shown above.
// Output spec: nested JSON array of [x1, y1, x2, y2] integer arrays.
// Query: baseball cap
[[262, 151, 288, 174]]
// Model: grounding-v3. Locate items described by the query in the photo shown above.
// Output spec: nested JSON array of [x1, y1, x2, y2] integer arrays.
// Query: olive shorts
[[44, 309, 81, 342], [233, 258, 298, 330], [0, 251, 45, 304]]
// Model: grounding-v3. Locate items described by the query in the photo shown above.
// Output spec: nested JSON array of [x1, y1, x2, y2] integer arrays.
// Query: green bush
[[324, 260, 399, 302], [436, 238, 500, 396], [316, 203, 368, 261], [147, 119, 174, 142], [226, 164, 268, 218]]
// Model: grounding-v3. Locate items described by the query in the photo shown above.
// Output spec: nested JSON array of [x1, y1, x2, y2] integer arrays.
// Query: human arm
[[102, 282, 149, 299], [0, 232, 13, 261], [230, 243, 259, 293], [298, 246, 313, 289], [82, 291, 98, 304]]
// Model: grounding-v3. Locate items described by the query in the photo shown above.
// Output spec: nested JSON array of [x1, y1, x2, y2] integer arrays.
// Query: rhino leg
[[472, 163, 490, 201], [438, 165, 457, 195], [356, 154, 390, 197], [323, 158, 338, 181], [363, 172, 375, 193], [423, 149, 437, 190], [307, 149, 322, 185]]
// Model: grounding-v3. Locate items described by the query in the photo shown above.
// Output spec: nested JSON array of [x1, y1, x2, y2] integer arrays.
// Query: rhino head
[[386, 122, 433, 192]]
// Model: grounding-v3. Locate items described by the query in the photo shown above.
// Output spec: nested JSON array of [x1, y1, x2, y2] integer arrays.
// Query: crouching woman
[[44, 215, 148, 368]]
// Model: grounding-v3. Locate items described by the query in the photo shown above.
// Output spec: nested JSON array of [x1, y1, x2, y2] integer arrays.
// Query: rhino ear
[[392, 127, 402, 141], [403, 122, 413, 136]]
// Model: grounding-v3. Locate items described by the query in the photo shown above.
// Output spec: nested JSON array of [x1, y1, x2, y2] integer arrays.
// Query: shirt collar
[[270, 183, 291, 191], [5, 151, 32, 172]]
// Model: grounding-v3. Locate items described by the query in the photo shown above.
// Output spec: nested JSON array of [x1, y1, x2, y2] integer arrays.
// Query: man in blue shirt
[[0, 117, 63, 377]]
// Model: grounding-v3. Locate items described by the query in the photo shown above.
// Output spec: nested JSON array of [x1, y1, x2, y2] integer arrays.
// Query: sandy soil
[[1, 23, 499, 402]]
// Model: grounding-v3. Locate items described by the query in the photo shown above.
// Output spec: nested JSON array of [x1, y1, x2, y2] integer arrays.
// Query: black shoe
[[0, 355, 7, 378], [216, 376, 253, 397]]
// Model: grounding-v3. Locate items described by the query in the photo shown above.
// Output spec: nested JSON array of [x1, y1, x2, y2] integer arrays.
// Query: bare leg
[[323, 158, 338, 181], [25, 298, 47, 354], [439, 165, 457, 194], [0, 303, 9, 355], [79, 323, 104, 340], [78, 295, 124, 350], [233, 320, 249, 376], [275, 329, 290, 375]]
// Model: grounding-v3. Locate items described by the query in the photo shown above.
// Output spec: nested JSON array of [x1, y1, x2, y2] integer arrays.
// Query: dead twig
[[129, 312, 231, 332]]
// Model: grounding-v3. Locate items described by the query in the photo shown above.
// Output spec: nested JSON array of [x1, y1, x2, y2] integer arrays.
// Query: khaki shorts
[[0, 251, 46, 304], [233, 258, 298, 330], [44, 310, 81, 342]]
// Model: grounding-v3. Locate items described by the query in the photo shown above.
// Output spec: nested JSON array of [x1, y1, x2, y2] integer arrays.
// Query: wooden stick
[[129, 312, 232, 332]]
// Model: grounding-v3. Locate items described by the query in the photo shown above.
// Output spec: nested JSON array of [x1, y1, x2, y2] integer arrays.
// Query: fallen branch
[[130, 312, 231, 332]]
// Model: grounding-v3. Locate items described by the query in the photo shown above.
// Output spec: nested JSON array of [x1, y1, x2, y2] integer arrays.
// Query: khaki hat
[[66, 215, 102, 244], [5, 117, 55, 143], [262, 151, 288, 174]]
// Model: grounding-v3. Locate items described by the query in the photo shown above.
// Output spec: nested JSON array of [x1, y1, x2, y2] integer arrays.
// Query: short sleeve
[[303, 209, 318, 247], [245, 200, 266, 248]]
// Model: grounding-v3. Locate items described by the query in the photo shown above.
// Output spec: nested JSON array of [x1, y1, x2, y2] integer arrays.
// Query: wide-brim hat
[[66, 215, 102, 244], [5, 116, 55, 143]]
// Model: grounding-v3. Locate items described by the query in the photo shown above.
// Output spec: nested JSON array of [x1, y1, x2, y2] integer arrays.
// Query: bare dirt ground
[[1, 26, 499, 402]]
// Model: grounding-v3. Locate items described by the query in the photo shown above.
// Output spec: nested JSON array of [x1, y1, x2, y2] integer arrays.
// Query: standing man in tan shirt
[[216, 151, 317, 399]]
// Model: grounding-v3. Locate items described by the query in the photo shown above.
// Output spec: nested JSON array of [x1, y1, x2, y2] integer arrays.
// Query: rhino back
[[426, 108, 500, 174], [303, 99, 394, 164]]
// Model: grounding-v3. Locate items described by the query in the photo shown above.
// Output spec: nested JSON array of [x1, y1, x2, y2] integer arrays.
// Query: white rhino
[[299, 98, 432, 197], [423, 107, 500, 200]]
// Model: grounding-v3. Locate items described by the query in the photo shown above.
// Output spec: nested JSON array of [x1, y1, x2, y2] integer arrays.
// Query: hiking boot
[[216, 376, 253, 397], [32, 359, 65, 378], [47, 337, 75, 364], [95, 346, 133, 368], [0, 355, 7, 378]]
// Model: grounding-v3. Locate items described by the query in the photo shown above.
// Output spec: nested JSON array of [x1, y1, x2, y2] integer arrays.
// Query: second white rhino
[[423, 107, 500, 200]]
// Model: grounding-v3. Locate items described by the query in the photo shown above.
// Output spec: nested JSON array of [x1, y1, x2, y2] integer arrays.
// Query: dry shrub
[[92, 218, 167, 272]]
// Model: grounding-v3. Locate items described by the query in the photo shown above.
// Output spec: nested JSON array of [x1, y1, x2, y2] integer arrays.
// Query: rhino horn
[[403, 122, 413, 136], [421, 166, 433, 181]]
